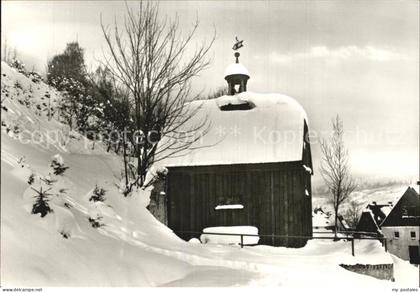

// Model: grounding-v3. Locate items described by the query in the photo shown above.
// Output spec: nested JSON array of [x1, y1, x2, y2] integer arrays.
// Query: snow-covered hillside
[[1, 62, 418, 289], [1, 62, 106, 154], [313, 183, 416, 215]]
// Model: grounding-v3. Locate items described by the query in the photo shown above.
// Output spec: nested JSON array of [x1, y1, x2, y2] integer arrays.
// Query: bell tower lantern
[[224, 37, 250, 95]]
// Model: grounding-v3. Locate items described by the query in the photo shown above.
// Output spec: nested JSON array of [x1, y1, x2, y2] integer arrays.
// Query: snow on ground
[[391, 254, 420, 287], [3, 128, 416, 289], [1, 62, 418, 289]]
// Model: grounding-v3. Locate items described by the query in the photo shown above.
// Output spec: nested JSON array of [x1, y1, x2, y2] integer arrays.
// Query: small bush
[[40, 176, 57, 186], [27, 173, 35, 185], [13, 80, 23, 90], [10, 58, 26, 74], [89, 185, 106, 202], [31, 187, 53, 217], [50, 156, 69, 176], [13, 125, 20, 134], [88, 217, 104, 228], [29, 72, 42, 83], [60, 230, 70, 239]]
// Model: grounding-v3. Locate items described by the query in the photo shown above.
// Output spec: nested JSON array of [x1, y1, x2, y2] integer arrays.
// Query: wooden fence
[[176, 230, 387, 256]]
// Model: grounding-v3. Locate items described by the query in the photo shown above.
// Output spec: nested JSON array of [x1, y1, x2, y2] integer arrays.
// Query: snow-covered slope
[[313, 184, 414, 216], [1, 62, 418, 289], [1, 62, 106, 154]]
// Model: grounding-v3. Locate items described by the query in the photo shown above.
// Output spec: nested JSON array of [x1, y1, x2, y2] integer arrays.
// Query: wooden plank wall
[[167, 162, 312, 247]]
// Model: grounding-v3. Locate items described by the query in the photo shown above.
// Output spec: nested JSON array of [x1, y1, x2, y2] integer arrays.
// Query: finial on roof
[[234, 52, 240, 63]]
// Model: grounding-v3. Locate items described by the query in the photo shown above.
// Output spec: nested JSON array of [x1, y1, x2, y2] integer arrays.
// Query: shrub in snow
[[12, 125, 20, 134], [50, 154, 69, 176], [17, 156, 26, 165], [27, 173, 35, 185], [59, 230, 70, 239], [88, 216, 104, 228], [28, 71, 42, 83], [10, 58, 26, 74], [58, 188, 67, 194], [13, 80, 23, 90], [31, 187, 53, 218], [122, 188, 131, 197], [23, 94, 32, 108], [40, 175, 57, 186], [89, 185, 106, 202]]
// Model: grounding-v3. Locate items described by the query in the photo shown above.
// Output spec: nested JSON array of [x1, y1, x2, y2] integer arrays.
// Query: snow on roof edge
[[156, 91, 309, 167]]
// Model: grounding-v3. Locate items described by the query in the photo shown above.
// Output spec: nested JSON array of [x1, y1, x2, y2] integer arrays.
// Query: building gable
[[356, 211, 380, 233], [380, 187, 420, 227]]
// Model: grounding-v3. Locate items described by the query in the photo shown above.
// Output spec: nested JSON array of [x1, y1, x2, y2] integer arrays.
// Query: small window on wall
[[410, 231, 416, 239], [394, 231, 400, 239]]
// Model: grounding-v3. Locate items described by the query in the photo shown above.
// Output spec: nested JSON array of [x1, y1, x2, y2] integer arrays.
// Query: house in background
[[312, 208, 331, 230], [356, 202, 393, 236], [157, 51, 313, 247], [380, 187, 420, 264], [312, 207, 349, 234], [368, 201, 393, 225]]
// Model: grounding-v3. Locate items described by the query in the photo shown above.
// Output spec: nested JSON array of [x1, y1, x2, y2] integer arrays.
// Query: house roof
[[155, 91, 308, 167], [224, 63, 250, 78], [356, 210, 381, 234], [380, 187, 420, 227]]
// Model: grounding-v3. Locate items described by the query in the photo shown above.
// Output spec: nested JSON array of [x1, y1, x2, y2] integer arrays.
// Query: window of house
[[394, 231, 400, 239], [411, 231, 416, 239]]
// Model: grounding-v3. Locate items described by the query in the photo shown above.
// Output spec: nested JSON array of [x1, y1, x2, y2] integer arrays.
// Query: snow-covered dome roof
[[224, 63, 250, 78], [156, 91, 308, 167]]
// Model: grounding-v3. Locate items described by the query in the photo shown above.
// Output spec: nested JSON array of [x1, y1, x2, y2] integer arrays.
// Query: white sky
[[1, 0, 419, 181]]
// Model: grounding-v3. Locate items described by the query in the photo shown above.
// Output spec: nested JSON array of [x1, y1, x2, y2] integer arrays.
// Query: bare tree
[[344, 199, 362, 229], [101, 1, 214, 192], [320, 115, 357, 238]]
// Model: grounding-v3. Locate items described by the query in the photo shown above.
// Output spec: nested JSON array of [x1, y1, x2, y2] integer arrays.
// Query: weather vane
[[232, 37, 244, 63], [232, 36, 244, 51]]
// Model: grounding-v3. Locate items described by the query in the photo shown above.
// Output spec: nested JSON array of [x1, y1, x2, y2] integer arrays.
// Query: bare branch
[[101, 0, 214, 191]]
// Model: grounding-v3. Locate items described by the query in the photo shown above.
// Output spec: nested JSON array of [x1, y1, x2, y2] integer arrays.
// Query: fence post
[[351, 238, 355, 256], [240, 235, 244, 248]]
